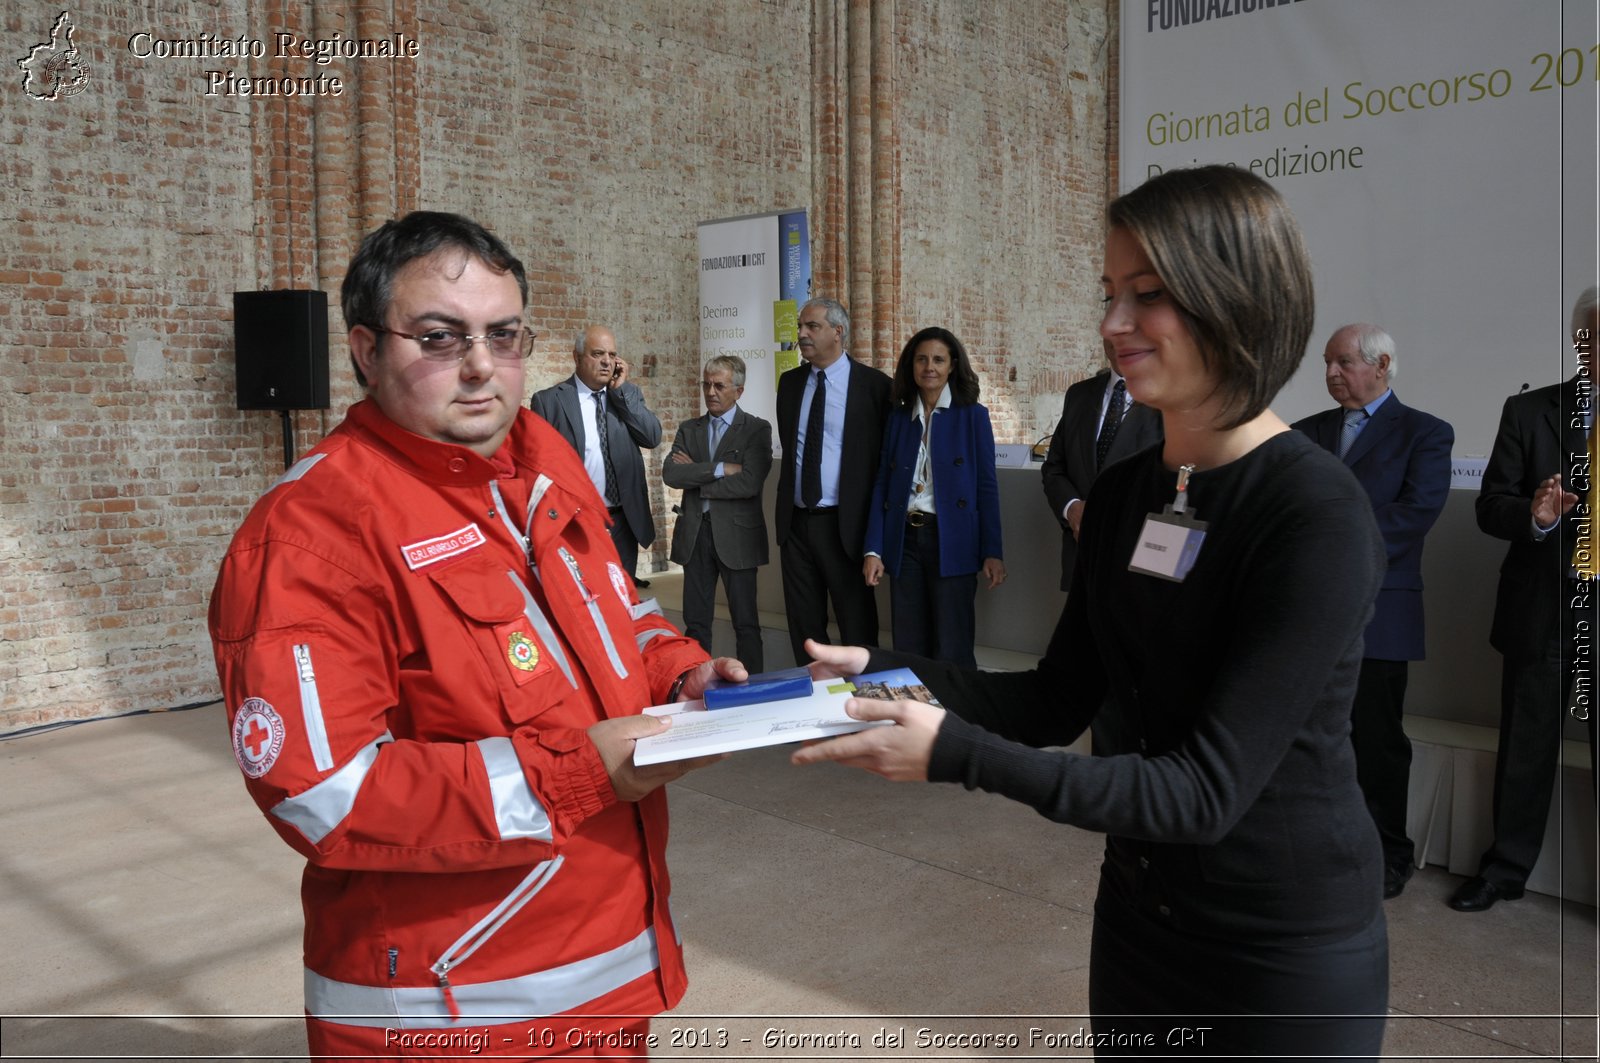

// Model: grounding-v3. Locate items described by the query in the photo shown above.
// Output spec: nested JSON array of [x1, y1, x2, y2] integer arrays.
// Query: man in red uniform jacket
[[210, 212, 740, 1057]]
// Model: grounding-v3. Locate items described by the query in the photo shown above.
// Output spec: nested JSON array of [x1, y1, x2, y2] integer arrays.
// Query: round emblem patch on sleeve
[[607, 561, 633, 608], [232, 697, 286, 779]]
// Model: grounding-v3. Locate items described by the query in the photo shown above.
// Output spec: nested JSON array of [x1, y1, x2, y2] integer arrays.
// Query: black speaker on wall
[[233, 289, 331, 410]]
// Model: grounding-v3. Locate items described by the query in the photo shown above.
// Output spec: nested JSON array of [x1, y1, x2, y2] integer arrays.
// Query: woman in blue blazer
[[863, 327, 1004, 669]]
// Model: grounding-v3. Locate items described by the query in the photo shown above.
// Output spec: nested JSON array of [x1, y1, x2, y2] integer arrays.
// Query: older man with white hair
[[1292, 323, 1454, 900]]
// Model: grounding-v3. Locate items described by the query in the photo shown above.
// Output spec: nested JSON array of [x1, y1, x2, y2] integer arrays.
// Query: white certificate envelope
[[632, 667, 937, 766]]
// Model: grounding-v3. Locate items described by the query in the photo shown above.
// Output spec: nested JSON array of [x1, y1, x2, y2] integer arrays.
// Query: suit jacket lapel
[[560, 380, 587, 450], [1309, 408, 1341, 455], [1074, 379, 1103, 473], [716, 408, 747, 461], [695, 413, 715, 462], [1560, 377, 1587, 452], [1106, 400, 1155, 465], [1343, 395, 1401, 467]]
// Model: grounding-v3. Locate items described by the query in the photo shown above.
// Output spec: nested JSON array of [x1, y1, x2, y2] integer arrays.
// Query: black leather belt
[[796, 505, 838, 514], [906, 511, 935, 527]]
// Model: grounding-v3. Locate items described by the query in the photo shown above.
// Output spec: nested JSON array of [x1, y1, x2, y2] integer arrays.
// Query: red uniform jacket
[[210, 401, 707, 1032]]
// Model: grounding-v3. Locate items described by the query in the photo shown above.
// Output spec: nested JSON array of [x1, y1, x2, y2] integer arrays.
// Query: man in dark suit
[[1291, 323, 1453, 899], [531, 325, 662, 586], [775, 297, 891, 664], [1041, 343, 1163, 590], [663, 355, 773, 672], [1449, 287, 1599, 913]]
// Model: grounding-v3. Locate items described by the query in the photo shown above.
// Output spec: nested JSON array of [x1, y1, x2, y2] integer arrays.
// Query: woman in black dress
[[795, 165, 1389, 1059]]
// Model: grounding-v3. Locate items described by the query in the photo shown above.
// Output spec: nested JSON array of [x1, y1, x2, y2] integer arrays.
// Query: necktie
[[704, 417, 726, 514], [801, 369, 825, 508], [593, 390, 618, 505], [1095, 379, 1127, 471], [1337, 407, 1367, 459]]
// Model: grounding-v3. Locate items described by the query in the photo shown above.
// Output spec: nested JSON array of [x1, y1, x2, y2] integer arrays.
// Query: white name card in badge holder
[[1128, 463, 1207, 583]]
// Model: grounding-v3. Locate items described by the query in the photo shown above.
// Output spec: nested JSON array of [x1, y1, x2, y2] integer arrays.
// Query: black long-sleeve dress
[[870, 430, 1390, 1057]]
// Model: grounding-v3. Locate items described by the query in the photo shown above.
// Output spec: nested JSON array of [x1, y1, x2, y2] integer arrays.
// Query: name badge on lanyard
[[1129, 463, 1207, 583]]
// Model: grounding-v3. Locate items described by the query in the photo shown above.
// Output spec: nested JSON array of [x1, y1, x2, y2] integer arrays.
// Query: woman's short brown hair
[[1107, 165, 1314, 428]]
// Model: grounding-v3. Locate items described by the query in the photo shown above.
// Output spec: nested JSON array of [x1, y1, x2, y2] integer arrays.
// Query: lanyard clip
[[1172, 463, 1196, 516]]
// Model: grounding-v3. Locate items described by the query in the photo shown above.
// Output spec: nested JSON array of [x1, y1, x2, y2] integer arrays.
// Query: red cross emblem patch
[[507, 631, 540, 672], [494, 622, 551, 686], [607, 561, 633, 609], [232, 697, 286, 779]]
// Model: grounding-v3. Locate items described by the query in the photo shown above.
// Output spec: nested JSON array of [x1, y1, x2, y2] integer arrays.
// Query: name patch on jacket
[[401, 523, 486, 570]]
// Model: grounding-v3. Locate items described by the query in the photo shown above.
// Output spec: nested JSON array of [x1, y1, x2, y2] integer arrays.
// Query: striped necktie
[[593, 390, 618, 505], [1337, 407, 1367, 459]]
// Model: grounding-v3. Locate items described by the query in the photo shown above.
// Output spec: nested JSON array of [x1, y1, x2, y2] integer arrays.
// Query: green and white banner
[[1119, 0, 1597, 454], [696, 209, 809, 440]]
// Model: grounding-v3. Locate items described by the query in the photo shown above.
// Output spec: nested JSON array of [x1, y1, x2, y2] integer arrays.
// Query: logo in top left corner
[[232, 697, 286, 778], [18, 11, 92, 101]]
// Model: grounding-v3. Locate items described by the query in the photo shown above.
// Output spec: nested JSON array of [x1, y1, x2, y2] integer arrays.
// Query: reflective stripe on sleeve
[[272, 452, 325, 489], [634, 621, 676, 656], [304, 925, 661, 1029], [269, 732, 391, 846], [474, 737, 552, 842]]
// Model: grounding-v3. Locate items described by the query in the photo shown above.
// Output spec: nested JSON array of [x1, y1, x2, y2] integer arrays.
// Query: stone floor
[[2, 696, 1595, 1061]]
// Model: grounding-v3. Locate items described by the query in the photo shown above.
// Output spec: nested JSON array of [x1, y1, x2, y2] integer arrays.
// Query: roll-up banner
[[1119, 0, 1597, 456], [697, 209, 811, 448]]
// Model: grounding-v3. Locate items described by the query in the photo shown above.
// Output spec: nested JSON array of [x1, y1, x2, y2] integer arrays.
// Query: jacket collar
[[345, 399, 543, 486]]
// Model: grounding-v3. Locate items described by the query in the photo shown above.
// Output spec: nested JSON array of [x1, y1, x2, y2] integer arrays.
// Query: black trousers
[[607, 507, 640, 583], [1478, 584, 1599, 889], [889, 520, 978, 671], [1350, 658, 1414, 871], [780, 507, 878, 665], [1089, 895, 1388, 1060], [680, 514, 763, 673]]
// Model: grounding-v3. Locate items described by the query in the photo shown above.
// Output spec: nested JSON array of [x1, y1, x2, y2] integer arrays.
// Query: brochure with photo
[[633, 667, 938, 766]]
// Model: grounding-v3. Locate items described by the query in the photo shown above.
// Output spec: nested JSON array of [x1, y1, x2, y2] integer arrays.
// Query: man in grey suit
[[531, 325, 662, 586], [1041, 343, 1163, 590], [663, 355, 773, 672]]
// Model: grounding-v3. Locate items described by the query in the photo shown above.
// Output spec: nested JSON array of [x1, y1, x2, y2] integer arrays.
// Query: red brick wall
[[896, 0, 1117, 445], [0, 0, 1116, 730]]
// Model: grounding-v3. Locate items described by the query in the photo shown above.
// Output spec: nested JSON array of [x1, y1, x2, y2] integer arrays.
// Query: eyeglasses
[[371, 325, 536, 362]]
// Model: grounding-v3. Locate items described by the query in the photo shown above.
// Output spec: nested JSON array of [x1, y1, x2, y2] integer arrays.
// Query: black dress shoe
[[1448, 876, 1524, 912], [634, 578, 651, 588], [1383, 861, 1415, 899]]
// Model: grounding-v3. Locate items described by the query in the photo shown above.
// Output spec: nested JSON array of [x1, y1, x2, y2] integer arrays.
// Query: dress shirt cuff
[[713, 461, 725, 478]]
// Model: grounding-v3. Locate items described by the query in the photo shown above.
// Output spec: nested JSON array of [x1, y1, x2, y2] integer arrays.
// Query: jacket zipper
[[428, 856, 565, 1017], [556, 546, 628, 678], [293, 644, 334, 772]]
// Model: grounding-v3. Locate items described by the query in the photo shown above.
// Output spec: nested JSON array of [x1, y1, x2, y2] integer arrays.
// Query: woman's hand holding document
[[632, 641, 939, 766]]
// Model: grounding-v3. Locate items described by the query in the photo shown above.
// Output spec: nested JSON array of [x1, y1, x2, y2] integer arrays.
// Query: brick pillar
[[811, 0, 900, 369], [247, 0, 421, 435]]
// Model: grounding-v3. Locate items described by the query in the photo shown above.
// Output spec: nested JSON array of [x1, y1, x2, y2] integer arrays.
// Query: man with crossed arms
[[663, 355, 773, 672]]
